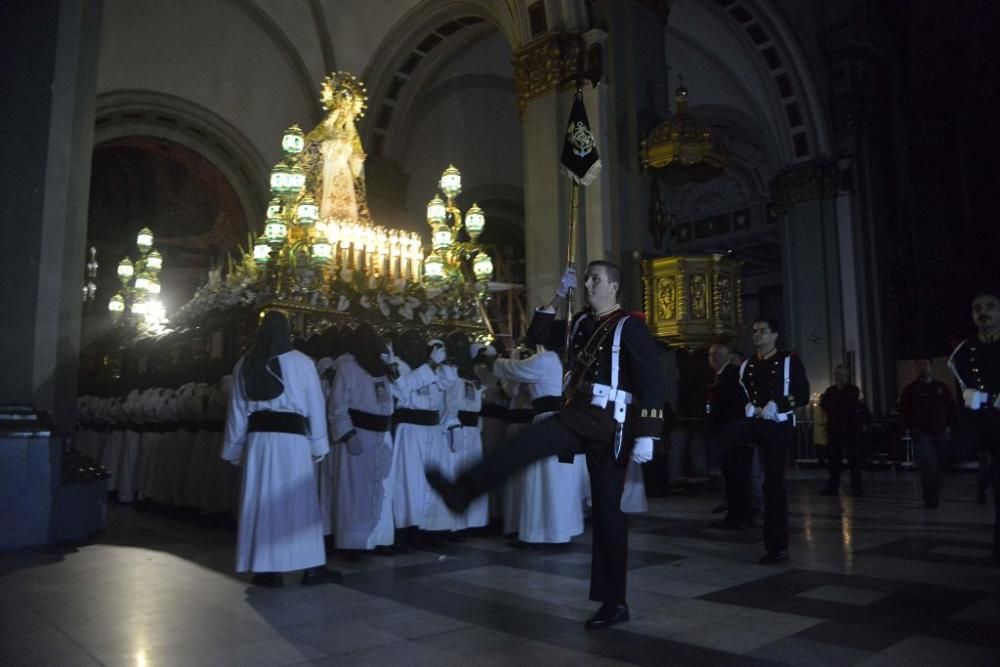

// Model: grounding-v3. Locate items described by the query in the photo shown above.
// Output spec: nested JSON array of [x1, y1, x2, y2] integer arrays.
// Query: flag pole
[[560, 84, 601, 361], [564, 179, 579, 361]]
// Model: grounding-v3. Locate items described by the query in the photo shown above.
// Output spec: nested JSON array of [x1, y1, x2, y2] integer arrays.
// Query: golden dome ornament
[[640, 78, 727, 184]]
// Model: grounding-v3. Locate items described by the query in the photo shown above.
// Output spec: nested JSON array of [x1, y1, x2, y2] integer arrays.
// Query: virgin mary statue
[[305, 72, 370, 226]]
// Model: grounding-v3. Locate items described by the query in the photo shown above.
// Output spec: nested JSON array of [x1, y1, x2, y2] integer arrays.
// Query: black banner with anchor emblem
[[560, 90, 602, 186]]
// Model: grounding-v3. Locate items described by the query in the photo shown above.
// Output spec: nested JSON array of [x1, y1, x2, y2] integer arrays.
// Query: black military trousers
[[743, 419, 791, 553], [959, 408, 1000, 556], [457, 411, 630, 603], [826, 430, 864, 492]]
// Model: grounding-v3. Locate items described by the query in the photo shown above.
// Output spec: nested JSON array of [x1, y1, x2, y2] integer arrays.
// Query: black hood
[[351, 322, 388, 377], [321, 325, 350, 360], [446, 330, 475, 381], [396, 328, 428, 369], [242, 310, 293, 401]]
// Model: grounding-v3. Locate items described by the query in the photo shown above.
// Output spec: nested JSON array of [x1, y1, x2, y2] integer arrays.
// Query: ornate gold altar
[[642, 254, 743, 348]]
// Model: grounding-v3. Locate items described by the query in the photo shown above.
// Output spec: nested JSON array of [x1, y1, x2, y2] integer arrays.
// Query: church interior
[[2, 0, 1000, 665]]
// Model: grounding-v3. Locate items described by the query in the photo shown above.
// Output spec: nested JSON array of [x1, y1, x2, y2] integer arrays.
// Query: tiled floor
[[2, 469, 999, 666]]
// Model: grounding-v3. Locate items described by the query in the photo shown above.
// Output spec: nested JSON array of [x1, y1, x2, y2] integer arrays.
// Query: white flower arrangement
[[168, 248, 482, 333]]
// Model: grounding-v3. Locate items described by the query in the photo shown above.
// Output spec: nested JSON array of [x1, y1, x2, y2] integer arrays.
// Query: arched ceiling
[[88, 137, 248, 312]]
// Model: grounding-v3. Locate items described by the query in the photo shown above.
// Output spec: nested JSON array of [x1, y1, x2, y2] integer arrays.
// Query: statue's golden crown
[[320, 71, 368, 117]]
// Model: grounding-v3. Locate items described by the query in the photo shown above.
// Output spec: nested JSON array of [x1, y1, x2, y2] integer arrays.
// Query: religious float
[[83, 72, 501, 393]]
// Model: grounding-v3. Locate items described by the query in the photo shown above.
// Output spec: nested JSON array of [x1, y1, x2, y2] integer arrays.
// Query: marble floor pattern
[[2, 469, 999, 666]]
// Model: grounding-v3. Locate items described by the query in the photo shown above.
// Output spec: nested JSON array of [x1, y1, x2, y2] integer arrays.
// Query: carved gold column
[[512, 33, 585, 115]]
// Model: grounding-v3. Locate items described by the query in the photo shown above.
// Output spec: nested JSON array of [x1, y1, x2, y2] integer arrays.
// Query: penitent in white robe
[[443, 374, 488, 531], [327, 356, 396, 550], [315, 354, 346, 535], [493, 351, 585, 544], [222, 351, 329, 573], [391, 362, 452, 529]]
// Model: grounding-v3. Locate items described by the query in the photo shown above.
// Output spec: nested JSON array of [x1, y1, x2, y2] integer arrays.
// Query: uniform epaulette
[[628, 310, 647, 320]]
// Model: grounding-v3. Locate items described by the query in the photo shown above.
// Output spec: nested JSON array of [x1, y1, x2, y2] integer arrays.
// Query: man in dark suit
[[819, 364, 867, 496], [707, 341, 754, 529]]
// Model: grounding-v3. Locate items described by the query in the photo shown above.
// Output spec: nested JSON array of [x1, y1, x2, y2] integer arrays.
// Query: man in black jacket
[[707, 341, 754, 529], [899, 358, 954, 508], [426, 260, 666, 629], [739, 318, 810, 565], [819, 365, 867, 497]]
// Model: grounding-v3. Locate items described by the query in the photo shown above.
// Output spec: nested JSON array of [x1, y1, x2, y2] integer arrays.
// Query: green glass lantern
[[296, 197, 319, 227], [439, 164, 462, 200], [473, 251, 494, 281], [253, 235, 271, 264], [136, 227, 154, 254], [465, 202, 485, 240], [281, 124, 305, 155], [117, 258, 134, 285], [264, 218, 288, 247], [423, 253, 446, 282]]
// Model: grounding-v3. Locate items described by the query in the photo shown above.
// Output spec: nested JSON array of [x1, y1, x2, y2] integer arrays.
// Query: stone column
[[0, 0, 103, 433], [823, 22, 896, 413], [772, 160, 843, 392]]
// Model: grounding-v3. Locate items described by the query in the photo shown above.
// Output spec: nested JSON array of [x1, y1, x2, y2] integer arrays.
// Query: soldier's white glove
[[631, 437, 654, 464], [556, 267, 577, 298], [228, 457, 242, 468], [745, 402, 757, 418], [963, 388, 987, 410], [761, 401, 779, 421], [313, 453, 327, 464]]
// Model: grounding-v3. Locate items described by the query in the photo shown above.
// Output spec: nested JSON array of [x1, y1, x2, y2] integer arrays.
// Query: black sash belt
[[506, 409, 536, 424], [201, 419, 225, 431], [179, 420, 199, 432], [248, 411, 309, 436], [394, 408, 439, 426], [348, 408, 392, 433], [531, 396, 562, 414], [458, 410, 480, 427], [125, 421, 143, 432], [112, 424, 126, 431], [480, 403, 508, 420]]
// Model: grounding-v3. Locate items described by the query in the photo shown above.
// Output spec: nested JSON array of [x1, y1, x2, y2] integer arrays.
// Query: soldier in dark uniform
[[426, 260, 665, 629], [948, 289, 1000, 563], [739, 317, 809, 564]]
